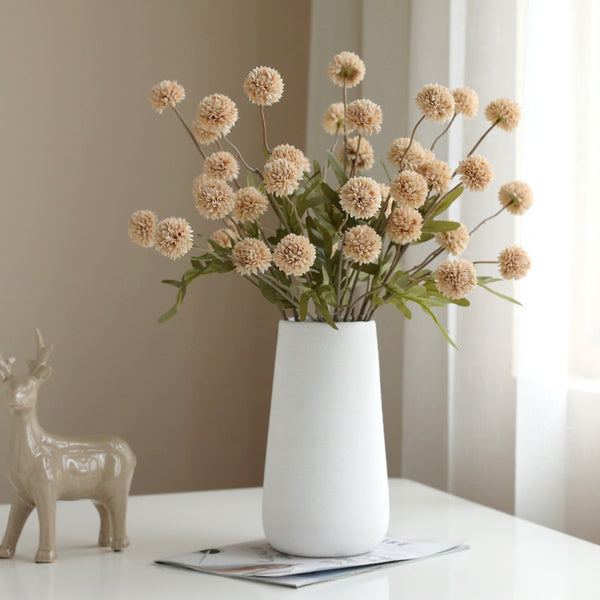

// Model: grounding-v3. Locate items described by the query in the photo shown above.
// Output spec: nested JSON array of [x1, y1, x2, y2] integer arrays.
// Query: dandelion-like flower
[[340, 136, 374, 170], [148, 80, 185, 114], [339, 176, 382, 219], [498, 181, 533, 215], [452, 87, 478, 119], [415, 84, 455, 123], [263, 158, 301, 197], [322, 102, 350, 135], [204, 151, 239, 181], [385, 206, 423, 244], [232, 187, 269, 221], [456, 155, 494, 192], [498, 245, 531, 280], [435, 258, 477, 299], [388, 137, 426, 171], [269, 144, 310, 173], [192, 121, 220, 145], [232, 238, 272, 275], [195, 93, 238, 135], [243, 66, 284, 106], [327, 51, 366, 88], [485, 98, 521, 131], [273, 234, 316, 277], [193, 174, 236, 219], [346, 99, 383, 135], [155, 217, 193, 260], [129, 209, 157, 248], [343, 225, 382, 264], [211, 228, 237, 248], [435, 224, 469, 256], [390, 171, 428, 209], [415, 158, 452, 194]]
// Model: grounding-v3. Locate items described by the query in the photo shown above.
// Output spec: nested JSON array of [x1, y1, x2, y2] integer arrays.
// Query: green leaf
[[315, 296, 338, 329], [411, 232, 435, 245], [390, 297, 412, 319], [326, 150, 348, 185], [380, 160, 394, 184], [161, 279, 182, 288], [422, 220, 461, 233], [409, 300, 458, 349], [297, 190, 329, 217], [478, 282, 522, 306], [246, 171, 256, 188], [299, 292, 310, 321], [158, 303, 179, 324], [258, 280, 295, 309], [431, 185, 464, 218]]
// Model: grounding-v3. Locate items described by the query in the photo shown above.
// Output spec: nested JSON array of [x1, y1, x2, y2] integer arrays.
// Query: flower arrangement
[[130, 51, 531, 346]]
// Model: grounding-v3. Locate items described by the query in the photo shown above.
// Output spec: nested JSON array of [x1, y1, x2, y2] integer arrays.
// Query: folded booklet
[[156, 536, 469, 588]]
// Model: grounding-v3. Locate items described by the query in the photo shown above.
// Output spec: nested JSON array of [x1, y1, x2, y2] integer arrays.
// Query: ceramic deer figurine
[[0, 330, 136, 563]]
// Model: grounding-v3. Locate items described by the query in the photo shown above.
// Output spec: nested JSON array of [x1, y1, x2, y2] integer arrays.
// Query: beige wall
[[0, 0, 311, 502]]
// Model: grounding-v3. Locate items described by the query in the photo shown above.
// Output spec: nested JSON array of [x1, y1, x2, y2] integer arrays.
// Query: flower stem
[[259, 105, 271, 154], [349, 134, 362, 178], [469, 205, 507, 235], [224, 136, 261, 176], [400, 115, 426, 171], [171, 106, 206, 159], [343, 81, 348, 172], [430, 113, 456, 151]]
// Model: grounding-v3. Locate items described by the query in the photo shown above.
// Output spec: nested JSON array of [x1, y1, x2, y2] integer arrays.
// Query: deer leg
[[106, 477, 132, 552], [0, 495, 34, 559], [93, 501, 113, 547], [33, 485, 57, 563]]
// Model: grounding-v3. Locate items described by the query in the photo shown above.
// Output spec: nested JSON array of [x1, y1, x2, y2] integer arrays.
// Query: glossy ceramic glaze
[[0, 330, 136, 563]]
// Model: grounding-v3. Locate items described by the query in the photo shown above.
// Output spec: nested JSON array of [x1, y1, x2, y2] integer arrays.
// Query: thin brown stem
[[224, 136, 261, 176], [421, 183, 462, 224], [469, 205, 508, 235], [472, 260, 498, 265], [259, 106, 271, 154], [349, 134, 362, 178], [283, 195, 304, 234], [267, 193, 291, 233], [430, 113, 456, 151], [343, 266, 361, 320], [171, 106, 206, 159], [400, 115, 426, 171], [343, 82, 348, 172]]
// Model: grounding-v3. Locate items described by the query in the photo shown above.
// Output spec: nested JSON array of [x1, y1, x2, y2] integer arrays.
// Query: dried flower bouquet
[[130, 52, 531, 346]]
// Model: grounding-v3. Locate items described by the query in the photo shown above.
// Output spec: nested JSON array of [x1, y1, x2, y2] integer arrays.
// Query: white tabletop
[[0, 478, 599, 599]]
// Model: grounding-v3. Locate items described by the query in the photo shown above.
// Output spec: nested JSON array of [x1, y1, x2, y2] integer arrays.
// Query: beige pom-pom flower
[[339, 176, 382, 219], [204, 151, 239, 181], [485, 98, 521, 131], [211, 228, 237, 248], [390, 171, 428, 209], [456, 155, 494, 192], [233, 187, 269, 221], [340, 136, 375, 170], [149, 80, 185, 114], [388, 137, 426, 171], [195, 93, 239, 135], [498, 181, 534, 215], [129, 209, 157, 248], [416, 158, 452, 194], [435, 224, 469, 256], [498, 245, 531, 280], [155, 217, 193, 260], [385, 206, 423, 244], [343, 225, 382, 264], [415, 84, 455, 123], [346, 99, 383, 135], [232, 238, 272, 275], [263, 158, 301, 197], [243, 66, 284, 106], [273, 234, 316, 277], [435, 258, 477, 299], [322, 102, 351, 135], [328, 51, 366, 88], [192, 121, 220, 145], [452, 87, 478, 119], [269, 144, 310, 173], [193, 174, 236, 219]]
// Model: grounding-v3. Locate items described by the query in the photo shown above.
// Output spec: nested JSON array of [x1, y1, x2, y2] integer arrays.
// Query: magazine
[[156, 536, 469, 588]]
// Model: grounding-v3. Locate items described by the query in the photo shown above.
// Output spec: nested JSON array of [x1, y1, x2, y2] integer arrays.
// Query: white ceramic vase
[[262, 320, 389, 557]]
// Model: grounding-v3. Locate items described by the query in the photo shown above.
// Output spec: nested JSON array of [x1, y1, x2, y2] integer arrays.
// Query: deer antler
[[26, 329, 53, 377], [0, 353, 15, 382]]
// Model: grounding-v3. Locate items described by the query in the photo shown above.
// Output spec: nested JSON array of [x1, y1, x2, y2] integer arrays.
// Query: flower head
[[155, 217, 193, 260], [192, 121, 220, 145], [456, 155, 494, 192], [193, 174, 236, 219], [435, 224, 469, 256], [243, 66, 284, 106], [415, 84, 455, 123], [485, 98, 521, 131], [129, 209, 157, 248], [498, 245, 531, 280], [195, 93, 238, 135], [322, 102, 350, 135], [390, 171, 428, 209], [343, 225, 382, 264], [385, 206, 423, 244], [498, 181, 533, 215], [273, 234, 316, 277], [388, 137, 426, 171], [263, 158, 301, 197], [346, 99, 382, 135], [204, 151, 239, 181], [232, 238, 272, 275], [149, 80, 185, 114], [339, 176, 382, 219], [340, 136, 374, 170], [435, 259, 477, 299], [415, 158, 452, 194], [269, 144, 310, 173], [452, 86, 478, 119], [327, 51, 366, 88], [211, 228, 237, 248], [233, 187, 269, 221]]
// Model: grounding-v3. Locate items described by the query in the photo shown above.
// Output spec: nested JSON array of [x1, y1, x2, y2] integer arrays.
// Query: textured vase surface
[[262, 320, 389, 557]]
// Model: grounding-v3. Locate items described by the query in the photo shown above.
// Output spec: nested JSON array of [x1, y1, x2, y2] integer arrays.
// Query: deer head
[[0, 329, 53, 413]]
